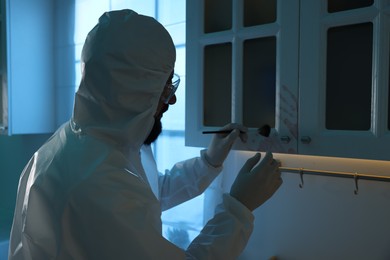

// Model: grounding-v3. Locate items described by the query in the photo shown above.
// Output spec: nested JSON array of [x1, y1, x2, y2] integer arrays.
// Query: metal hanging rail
[[280, 167, 390, 182], [279, 167, 390, 194]]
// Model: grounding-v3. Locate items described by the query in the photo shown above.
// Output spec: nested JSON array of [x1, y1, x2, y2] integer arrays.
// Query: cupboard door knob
[[280, 136, 291, 144], [300, 136, 312, 144]]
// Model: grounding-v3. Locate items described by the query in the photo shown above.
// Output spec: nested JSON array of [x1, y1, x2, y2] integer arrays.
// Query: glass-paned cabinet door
[[299, 0, 390, 160], [186, 0, 300, 154]]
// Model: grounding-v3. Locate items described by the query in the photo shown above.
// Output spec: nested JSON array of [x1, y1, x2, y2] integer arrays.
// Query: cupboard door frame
[[185, 0, 300, 153], [299, 0, 390, 160]]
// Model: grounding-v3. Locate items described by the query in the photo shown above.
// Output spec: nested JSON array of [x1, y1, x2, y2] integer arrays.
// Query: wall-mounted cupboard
[[186, 0, 390, 160]]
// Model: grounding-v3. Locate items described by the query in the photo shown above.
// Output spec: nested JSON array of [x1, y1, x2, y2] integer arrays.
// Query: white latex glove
[[230, 152, 282, 211], [205, 123, 248, 167]]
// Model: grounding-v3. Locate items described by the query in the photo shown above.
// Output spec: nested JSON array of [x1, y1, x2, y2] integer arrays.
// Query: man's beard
[[144, 118, 162, 145]]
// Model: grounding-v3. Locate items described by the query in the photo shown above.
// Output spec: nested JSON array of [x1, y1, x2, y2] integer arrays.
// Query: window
[[74, 0, 205, 249]]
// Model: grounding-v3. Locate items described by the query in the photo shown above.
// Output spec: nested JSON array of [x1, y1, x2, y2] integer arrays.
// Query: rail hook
[[354, 173, 359, 195], [299, 168, 304, 188]]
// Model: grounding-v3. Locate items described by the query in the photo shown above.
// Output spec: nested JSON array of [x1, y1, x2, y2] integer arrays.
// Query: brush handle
[[202, 130, 243, 134], [202, 124, 271, 137]]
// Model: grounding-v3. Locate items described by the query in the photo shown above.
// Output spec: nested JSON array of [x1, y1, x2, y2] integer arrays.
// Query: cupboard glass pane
[[326, 23, 373, 130], [203, 43, 232, 126], [328, 0, 373, 13], [388, 46, 390, 130], [244, 0, 276, 27], [204, 0, 232, 33], [243, 37, 276, 128]]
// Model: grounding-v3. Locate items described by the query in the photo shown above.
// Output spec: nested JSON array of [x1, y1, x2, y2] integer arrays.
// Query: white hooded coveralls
[[9, 10, 254, 260]]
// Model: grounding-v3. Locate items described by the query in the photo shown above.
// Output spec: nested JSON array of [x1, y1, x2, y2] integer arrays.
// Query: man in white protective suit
[[8, 9, 282, 260]]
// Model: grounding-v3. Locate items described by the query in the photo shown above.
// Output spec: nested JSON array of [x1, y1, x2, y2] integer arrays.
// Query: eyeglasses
[[160, 73, 180, 104]]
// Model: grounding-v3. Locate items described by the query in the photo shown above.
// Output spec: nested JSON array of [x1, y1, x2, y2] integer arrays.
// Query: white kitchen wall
[[220, 151, 390, 260]]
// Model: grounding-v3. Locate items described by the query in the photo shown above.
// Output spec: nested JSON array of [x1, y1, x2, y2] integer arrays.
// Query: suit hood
[[72, 9, 176, 151]]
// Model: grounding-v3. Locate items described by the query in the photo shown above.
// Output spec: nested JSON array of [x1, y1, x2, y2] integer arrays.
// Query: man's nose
[[168, 94, 177, 105]]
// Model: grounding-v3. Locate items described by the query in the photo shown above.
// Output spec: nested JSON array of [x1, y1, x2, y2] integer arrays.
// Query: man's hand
[[205, 123, 248, 167], [230, 152, 282, 211]]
